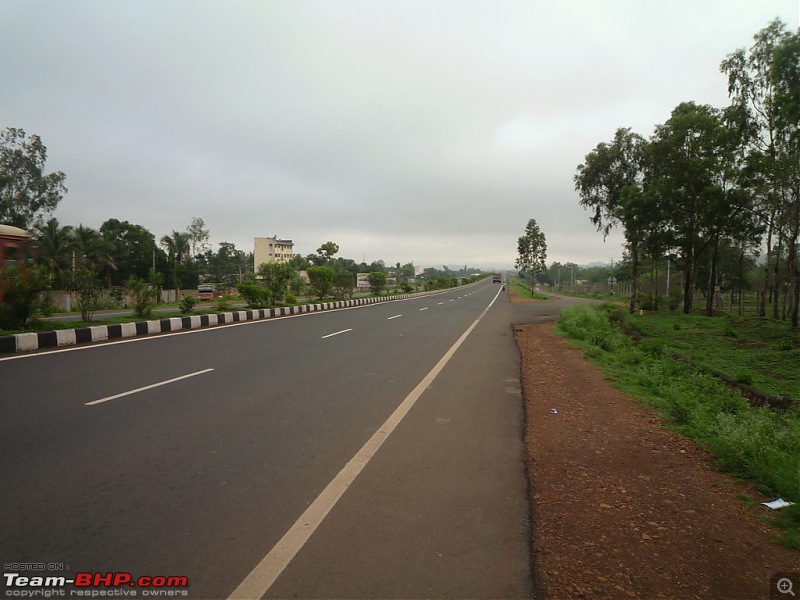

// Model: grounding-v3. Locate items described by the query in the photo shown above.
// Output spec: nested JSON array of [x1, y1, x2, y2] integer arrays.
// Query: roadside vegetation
[[1, 127, 489, 334], [0, 276, 488, 337], [556, 303, 800, 548], [509, 276, 549, 301], [574, 20, 800, 328]]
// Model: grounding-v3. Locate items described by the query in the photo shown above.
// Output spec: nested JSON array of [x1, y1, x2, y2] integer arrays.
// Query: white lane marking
[[85, 368, 214, 406], [227, 286, 502, 600], [438, 302, 444, 305], [321, 329, 352, 339], [387, 315, 402, 320], [419, 307, 428, 311], [449, 299, 454, 302]]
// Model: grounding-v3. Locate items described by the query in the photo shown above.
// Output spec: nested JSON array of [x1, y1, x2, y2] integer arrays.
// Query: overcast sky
[[2, 1, 797, 270]]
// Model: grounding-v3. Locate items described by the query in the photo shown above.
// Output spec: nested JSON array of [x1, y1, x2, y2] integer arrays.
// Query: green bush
[[67, 269, 103, 322], [237, 282, 270, 308], [126, 276, 153, 319], [214, 294, 233, 312], [0, 264, 51, 329], [179, 296, 198, 314]]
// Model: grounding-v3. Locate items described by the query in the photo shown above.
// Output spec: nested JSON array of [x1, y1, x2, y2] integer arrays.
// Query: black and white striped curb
[[0, 294, 416, 354]]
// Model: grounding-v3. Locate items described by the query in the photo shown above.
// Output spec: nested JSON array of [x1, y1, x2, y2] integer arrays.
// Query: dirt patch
[[516, 322, 798, 599]]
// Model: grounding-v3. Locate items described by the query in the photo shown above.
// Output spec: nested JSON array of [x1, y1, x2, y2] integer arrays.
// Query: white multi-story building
[[254, 236, 295, 270]]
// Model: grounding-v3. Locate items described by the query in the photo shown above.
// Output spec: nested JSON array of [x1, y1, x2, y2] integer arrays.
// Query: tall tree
[[100, 219, 159, 286], [575, 128, 650, 312], [515, 219, 547, 286], [187, 217, 210, 258], [308, 241, 340, 266], [160, 230, 191, 297], [649, 102, 734, 314], [72, 224, 116, 278], [33, 218, 74, 288], [0, 128, 67, 229], [721, 19, 800, 326]]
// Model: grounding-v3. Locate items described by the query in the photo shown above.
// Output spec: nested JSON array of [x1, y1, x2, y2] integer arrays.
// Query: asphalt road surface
[[1, 282, 540, 599]]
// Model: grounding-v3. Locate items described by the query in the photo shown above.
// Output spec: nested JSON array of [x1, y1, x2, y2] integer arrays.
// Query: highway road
[[1, 281, 534, 599]]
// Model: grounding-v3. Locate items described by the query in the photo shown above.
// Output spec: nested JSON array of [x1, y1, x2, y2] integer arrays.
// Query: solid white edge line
[[321, 328, 352, 339], [85, 368, 215, 406], [226, 286, 503, 600]]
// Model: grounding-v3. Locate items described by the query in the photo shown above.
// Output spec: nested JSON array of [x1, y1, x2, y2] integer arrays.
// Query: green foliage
[[510, 277, 549, 300], [0, 263, 51, 328], [515, 218, 547, 282], [179, 295, 198, 314], [126, 276, 153, 319], [573, 20, 800, 324], [0, 128, 67, 229], [34, 218, 74, 288], [236, 282, 269, 308], [556, 304, 800, 507], [214, 294, 233, 312], [256, 262, 293, 304], [99, 219, 161, 286], [307, 266, 334, 299], [197, 241, 251, 288], [368, 270, 387, 295], [66, 268, 102, 322], [289, 271, 307, 296], [332, 269, 355, 300], [285, 293, 297, 305]]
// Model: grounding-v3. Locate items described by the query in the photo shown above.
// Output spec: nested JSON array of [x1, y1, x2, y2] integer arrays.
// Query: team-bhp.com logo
[[3, 571, 189, 597]]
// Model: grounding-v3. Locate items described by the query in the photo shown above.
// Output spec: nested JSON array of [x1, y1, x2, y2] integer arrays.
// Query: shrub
[[67, 268, 103, 322], [0, 264, 51, 329], [179, 296, 198, 314], [126, 276, 153, 319], [214, 294, 233, 312], [237, 282, 269, 308]]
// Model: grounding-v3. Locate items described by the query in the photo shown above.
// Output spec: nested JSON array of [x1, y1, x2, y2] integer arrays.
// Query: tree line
[[0, 129, 486, 327], [574, 19, 799, 327]]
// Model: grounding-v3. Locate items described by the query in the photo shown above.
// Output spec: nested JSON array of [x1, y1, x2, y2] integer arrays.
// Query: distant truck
[[197, 284, 216, 301], [492, 272, 502, 283]]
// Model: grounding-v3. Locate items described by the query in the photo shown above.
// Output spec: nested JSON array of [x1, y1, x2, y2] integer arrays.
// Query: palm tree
[[34, 218, 74, 288], [160, 230, 191, 299], [72, 224, 116, 279]]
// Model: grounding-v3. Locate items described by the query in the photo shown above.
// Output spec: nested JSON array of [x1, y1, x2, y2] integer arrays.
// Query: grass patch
[[509, 277, 550, 300], [624, 311, 799, 399], [556, 303, 800, 548]]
